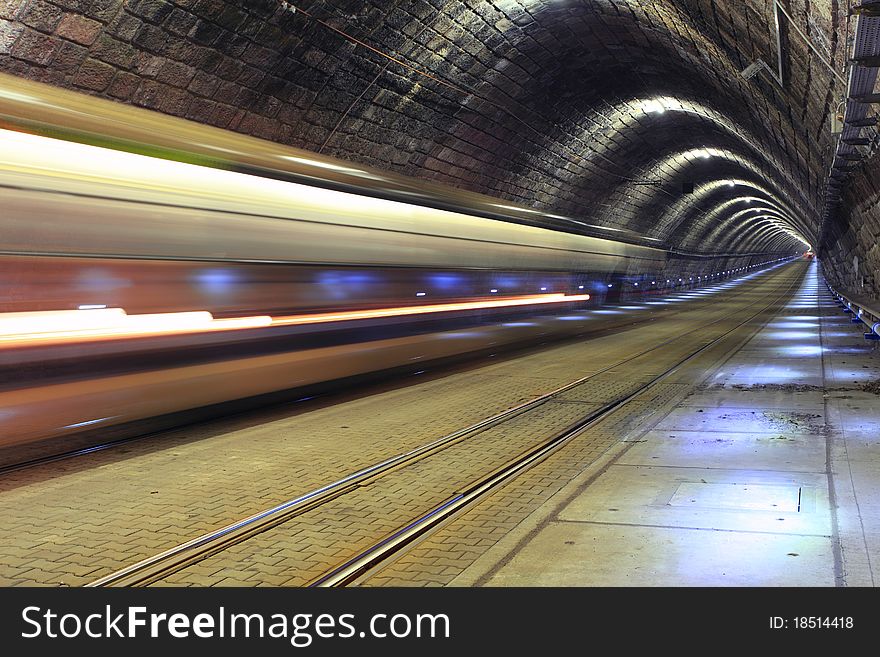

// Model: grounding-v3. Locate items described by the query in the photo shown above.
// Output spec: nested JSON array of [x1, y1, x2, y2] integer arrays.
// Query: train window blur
[[0, 75, 668, 448]]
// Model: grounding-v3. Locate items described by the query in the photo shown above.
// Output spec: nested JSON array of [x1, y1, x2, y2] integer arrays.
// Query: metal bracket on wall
[[747, 2, 851, 89], [820, 6, 880, 238]]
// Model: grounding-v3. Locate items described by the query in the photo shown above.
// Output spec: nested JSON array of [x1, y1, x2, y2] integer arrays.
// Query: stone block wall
[[0, 1, 848, 264]]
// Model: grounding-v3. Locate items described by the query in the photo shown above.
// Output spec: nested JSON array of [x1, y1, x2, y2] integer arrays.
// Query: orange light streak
[[270, 294, 591, 327], [0, 310, 271, 346], [0, 294, 589, 347]]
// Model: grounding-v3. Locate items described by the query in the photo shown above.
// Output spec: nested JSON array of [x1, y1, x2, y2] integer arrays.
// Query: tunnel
[[0, 0, 878, 608]]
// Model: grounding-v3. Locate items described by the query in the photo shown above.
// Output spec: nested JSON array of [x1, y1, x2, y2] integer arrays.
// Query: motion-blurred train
[[0, 72, 665, 453]]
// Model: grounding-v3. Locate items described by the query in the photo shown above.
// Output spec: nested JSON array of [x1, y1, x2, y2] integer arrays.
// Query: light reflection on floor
[[491, 259, 874, 587], [768, 321, 820, 329], [560, 260, 801, 334], [763, 330, 817, 340], [823, 331, 862, 338], [823, 345, 870, 355], [779, 345, 824, 357], [714, 364, 819, 384], [824, 367, 877, 384]]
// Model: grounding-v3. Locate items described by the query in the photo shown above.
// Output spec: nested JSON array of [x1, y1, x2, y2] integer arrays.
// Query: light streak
[[0, 294, 590, 347]]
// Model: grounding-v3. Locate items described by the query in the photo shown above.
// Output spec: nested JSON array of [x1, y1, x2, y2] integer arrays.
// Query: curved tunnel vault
[[0, 0, 875, 286]]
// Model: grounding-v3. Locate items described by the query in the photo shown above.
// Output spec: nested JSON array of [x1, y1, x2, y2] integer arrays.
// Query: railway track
[[0, 266, 774, 475], [86, 262, 804, 587]]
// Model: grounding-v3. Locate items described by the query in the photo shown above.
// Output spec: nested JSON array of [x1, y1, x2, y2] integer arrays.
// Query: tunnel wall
[[612, 253, 780, 302], [0, 1, 816, 263], [819, 150, 880, 299], [0, 1, 311, 140], [0, 0, 589, 200]]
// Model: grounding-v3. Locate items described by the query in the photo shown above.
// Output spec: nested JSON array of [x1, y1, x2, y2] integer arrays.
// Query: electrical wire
[[279, 0, 808, 244], [774, 0, 848, 86], [283, 1, 660, 184]]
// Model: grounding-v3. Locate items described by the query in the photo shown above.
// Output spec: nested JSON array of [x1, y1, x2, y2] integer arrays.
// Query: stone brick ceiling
[[0, 0, 865, 257]]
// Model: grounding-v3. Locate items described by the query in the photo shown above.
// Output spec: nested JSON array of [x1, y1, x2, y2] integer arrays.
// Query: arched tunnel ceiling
[[0, 0, 860, 256]]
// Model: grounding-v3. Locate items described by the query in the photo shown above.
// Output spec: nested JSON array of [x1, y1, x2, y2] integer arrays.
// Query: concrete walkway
[[458, 262, 880, 586]]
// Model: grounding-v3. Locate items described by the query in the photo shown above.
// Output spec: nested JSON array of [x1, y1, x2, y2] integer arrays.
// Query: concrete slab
[[557, 464, 831, 536], [737, 346, 823, 359], [669, 481, 799, 512], [444, 264, 878, 589], [830, 395, 880, 434], [619, 429, 827, 471], [653, 405, 825, 434], [679, 388, 824, 409], [745, 333, 821, 346], [824, 365, 879, 386], [485, 521, 836, 586], [717, 356, 824, 366], [705, 362, 824, 386]]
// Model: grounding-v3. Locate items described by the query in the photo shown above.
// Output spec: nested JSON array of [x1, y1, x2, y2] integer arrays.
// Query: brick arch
[[0, 0, 866, 270]]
